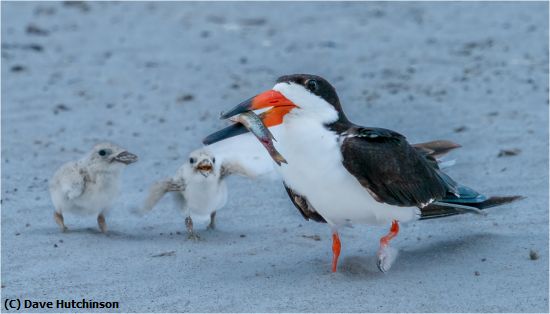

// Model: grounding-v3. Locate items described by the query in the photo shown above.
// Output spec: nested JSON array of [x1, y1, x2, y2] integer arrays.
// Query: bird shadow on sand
[[31, 221, 259, 245], [79, 225, 254, 244], [32, 226, 125, 237], [336, 232, 500, 278]]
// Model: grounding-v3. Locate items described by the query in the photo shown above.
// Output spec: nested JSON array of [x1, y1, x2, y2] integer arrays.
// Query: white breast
[[73, 171, 120, 215], [275, 115, 418, 227], [182, 175, 228, 218]]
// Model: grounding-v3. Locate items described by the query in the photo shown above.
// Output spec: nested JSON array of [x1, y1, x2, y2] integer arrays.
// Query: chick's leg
[[185, 216, 200, 240], [54, 210, 68, 232], [97, 213, 107, 234], [207, 211, 216, 230]]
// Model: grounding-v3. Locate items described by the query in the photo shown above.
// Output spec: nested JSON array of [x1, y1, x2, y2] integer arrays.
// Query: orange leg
[[332, 232, 341, 273], [377, 220, 400, 273], [380, 220, 399, 248]]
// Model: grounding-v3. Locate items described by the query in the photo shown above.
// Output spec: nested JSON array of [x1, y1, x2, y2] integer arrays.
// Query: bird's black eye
[[212, 157, 216, 163], [98, 149, 107, 156], [189, 157, 196, 164], [306, 79, 319, 92]]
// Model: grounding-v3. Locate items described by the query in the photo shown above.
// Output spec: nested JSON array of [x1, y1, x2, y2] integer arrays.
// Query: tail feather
[[420, 193, 523, 220], [432, 201, 486, 216], [467, 195, 525, 209]]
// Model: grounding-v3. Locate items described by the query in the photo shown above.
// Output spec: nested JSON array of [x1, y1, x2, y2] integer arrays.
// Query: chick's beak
[[196, 159, 213, 177], [113, 151, 138, 164]]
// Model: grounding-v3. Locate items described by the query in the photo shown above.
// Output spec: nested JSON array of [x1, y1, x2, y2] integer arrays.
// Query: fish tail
[[272, 152, 288, 166]]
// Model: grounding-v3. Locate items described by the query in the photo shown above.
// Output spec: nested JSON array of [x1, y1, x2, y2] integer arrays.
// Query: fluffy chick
[[139, 148, 254, 239], [49, 142, 138, 233]]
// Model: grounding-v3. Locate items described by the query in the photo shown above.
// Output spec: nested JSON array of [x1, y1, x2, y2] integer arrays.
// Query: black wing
[[283, 183, 326, 223], [340, 127, 458, 207]]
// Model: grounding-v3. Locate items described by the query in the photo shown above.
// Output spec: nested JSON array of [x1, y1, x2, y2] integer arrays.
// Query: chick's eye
[[189, 157, 196, 164], [98, 149, 107, 156], [212, 157, 216, 163], [306, 79, 318, 92]]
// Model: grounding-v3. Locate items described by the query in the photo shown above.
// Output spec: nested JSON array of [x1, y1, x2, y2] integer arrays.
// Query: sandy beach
[[1, 2, 548, 312]]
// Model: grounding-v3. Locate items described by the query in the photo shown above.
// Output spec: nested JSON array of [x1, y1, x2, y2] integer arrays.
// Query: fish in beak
[[112, 151, 138, 165], [229, 111, 287, 166], [203, 90, 297, 145]]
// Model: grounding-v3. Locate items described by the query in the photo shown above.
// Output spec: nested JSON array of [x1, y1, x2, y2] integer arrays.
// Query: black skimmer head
[[204, 74, 348, 145]]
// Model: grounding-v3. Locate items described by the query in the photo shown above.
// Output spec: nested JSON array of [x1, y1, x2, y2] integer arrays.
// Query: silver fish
[[229, 111, 287, 166]]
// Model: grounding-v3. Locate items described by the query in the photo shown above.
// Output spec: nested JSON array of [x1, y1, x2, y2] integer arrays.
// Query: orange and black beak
[[203, 90, 296, 145], [220, 90, 296, 119]]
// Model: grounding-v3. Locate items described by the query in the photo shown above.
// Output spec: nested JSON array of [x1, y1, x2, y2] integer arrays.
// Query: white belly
[[275, 117, 418, 227], [183, 178, 228, 217], [72, 174, 119, 215]]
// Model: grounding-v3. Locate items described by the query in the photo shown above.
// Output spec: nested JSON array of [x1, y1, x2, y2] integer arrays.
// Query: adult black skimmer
[[204, 74, 522, 273]]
